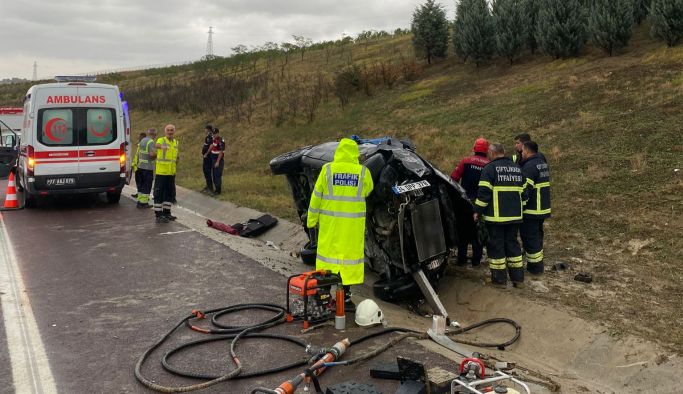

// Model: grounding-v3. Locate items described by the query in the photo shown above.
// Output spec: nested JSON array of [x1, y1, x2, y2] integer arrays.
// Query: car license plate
[[46, 177, 76, 186], [392, 180, 430, 195], [426, 258, 442, 270]]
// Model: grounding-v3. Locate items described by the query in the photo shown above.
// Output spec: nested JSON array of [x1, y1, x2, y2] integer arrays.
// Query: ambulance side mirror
[[0, 164, 10, 179]]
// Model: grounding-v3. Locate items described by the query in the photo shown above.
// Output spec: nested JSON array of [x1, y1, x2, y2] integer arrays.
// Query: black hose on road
[[135, 303, 524, 393]]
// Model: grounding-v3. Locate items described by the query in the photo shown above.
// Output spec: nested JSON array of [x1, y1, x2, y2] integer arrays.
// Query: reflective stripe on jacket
[[307, 138, 374, 285], [137, 137, 156, 171], [473, 157, 527, 223], [521, 154, 551, 218], [132, 142, 140, 172], [155, 137, 178, 176]]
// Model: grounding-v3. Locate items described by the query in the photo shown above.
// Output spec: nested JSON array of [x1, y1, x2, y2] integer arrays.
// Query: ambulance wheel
[[23, 192, 37, 209], [269, 146, 311, 175], [106, 191, 121, 204]]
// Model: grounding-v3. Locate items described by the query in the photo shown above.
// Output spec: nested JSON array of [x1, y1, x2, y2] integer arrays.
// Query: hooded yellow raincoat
[[307, 138, 374, 285]]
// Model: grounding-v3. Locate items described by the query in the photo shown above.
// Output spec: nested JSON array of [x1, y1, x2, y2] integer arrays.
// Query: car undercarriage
[[270, 136, 475, 318]]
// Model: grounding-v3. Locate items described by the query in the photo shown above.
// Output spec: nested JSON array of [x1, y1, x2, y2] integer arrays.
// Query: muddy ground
[[151, 185, 682, 394]]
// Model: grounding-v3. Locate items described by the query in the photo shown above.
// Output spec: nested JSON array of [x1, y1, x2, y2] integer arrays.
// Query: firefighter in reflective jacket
[[520, 141, 551, 275], [473, 143, 528, 287], [307, 138, 374, 310]]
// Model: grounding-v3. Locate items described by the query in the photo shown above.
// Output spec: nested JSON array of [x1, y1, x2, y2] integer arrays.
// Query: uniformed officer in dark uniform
[[209, 128, 225, 195], [473, 143, 528, 287], [520, 141, 551, 275], [201, 124, 214, 193]]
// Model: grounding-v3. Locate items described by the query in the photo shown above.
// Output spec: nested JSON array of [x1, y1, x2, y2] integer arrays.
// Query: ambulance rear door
[[33, 86, 81, 185], [74, 85, 122, 189]]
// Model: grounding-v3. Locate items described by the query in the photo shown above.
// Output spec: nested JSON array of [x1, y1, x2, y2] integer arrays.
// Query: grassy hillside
[[2, 25, 681, 351]]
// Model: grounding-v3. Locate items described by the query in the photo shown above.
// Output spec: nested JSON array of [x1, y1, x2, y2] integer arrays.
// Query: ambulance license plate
[[392, 180, 430, 195], [47, 178, 76, 186]]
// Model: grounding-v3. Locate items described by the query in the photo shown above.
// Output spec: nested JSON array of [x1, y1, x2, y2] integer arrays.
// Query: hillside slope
[[2, 25, 681, 351]]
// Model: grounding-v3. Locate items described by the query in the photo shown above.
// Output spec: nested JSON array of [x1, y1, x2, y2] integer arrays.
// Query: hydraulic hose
[[135, 303, 524, 393], [161, 333, 309, 380], [446, 318, 522, 349], [135, 303, 293, 393]]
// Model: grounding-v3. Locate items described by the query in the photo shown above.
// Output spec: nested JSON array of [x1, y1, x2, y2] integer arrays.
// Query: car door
[[0, 119, 18, 178]]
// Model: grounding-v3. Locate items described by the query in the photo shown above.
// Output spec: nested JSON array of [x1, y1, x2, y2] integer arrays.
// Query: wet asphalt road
[[0, 193, 453, 394]]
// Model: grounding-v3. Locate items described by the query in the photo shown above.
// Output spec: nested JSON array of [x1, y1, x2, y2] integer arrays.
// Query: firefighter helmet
[[355, 299, 384, 326]]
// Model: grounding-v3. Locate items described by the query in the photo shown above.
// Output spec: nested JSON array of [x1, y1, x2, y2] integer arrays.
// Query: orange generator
[[285, 270, 342, 329]]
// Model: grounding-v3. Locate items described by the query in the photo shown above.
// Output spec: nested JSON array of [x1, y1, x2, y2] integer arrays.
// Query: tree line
[[412, 0, 683, 65]]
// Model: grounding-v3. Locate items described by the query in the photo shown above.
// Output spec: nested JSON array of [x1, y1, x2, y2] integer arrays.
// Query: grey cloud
[[0, 0, 455, 79]]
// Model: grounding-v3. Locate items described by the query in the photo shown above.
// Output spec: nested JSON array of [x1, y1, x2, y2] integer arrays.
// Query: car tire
[[23, 191, 37, 209], [15, 174, 24, 192], [269, 146, 311, 175], [106, 190, 121, 204], [300, 241, 316, 266]]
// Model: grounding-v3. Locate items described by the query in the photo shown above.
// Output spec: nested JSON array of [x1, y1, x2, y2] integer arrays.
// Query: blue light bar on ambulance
[[54, 75, 97, 83]]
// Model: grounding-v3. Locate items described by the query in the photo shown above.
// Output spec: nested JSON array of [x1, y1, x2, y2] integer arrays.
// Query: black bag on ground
[[233, 214, 278, 237]]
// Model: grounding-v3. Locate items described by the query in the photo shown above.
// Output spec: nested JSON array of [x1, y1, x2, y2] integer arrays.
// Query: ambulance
[[17, 77, 132, 207]]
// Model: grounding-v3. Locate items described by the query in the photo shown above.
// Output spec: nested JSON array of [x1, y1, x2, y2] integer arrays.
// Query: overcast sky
[[0, 0, 457, 80]]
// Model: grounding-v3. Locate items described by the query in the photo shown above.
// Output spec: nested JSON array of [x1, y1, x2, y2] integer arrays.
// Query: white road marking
[[0, 215, 57, 394], [158, 229, 195, 236]]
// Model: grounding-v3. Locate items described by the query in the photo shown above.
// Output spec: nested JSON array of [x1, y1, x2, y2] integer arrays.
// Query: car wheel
[[15, 174, 24, 192], [106, 190, 121, 204], [269, 146, 311, 175], [23, 191, 37, 209], [300, 241, 316, 266]]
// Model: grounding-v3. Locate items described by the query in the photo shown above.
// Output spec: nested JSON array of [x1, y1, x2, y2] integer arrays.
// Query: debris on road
[[529, 281, 550, 293], [265, 240, 280, 250], [574, 272, 593, 283], [551, 262, 571, 271]]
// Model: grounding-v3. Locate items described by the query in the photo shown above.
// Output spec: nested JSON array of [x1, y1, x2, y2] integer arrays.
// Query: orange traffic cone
[[4, 172, 19, 209]]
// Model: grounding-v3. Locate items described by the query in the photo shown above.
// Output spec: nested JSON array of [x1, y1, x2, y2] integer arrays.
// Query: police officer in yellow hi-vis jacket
[[153, 124, 179, 224], [307, 138, 374, 311]]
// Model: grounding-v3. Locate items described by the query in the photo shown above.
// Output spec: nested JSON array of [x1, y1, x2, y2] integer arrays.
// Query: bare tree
[[292, 35, 313, 60]]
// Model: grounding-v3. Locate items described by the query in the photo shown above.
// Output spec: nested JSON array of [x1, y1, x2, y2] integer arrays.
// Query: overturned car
[[270, 136, 474, 317]]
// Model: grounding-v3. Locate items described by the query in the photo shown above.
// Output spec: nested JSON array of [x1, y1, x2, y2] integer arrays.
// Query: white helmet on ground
[[354, 299, 384, 327]]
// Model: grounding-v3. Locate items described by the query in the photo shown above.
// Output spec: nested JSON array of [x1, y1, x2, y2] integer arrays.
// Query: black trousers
[[211, 155, 224, 193], [203, 156, 213, 190], [520, 218, 545, 274], [170, 175, 176, 202], [153, 175, 174, 216], [457, 216, 483, 266], [136, 169, 154, 204], [486, 222, 524, 284], [134, 169, 143, 190]]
